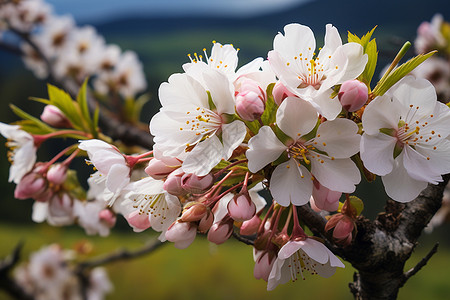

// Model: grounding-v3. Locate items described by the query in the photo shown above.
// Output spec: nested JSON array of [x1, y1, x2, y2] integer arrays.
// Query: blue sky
[[47, 0, 313, 23]]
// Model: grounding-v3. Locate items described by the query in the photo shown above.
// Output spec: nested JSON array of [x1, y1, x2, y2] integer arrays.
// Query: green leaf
[[372, 51, 436, 97], [63, 169, 86, 200], [359, 26, 377, 49], [29, 97, 51, 105], [9, 104, 54, 134], [77, 79, 92, 126], [47, 84, 85, 131], [261, 83, 277, 126], [244, 119, 260, 135], [207, 91, 217, 111], [132, 94, 150, 122], [360, 39, 378, 86], [347, 31, 361, 44], [348, 195, 364, 216]]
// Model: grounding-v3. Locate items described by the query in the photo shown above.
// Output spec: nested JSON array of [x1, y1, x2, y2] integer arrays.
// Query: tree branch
[[0, 242, 35, 300], [400, 242, 439, 287]]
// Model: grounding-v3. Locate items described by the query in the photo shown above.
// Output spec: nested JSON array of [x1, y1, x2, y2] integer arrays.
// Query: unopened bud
[[163, 169, 186, 196], [145, 157, 180, 180], [165, 221, 197, 249], [46, 164, 67, 185], [338, 80, 368, 112], [40, 105, 70, 128], [207, 220, 233, 245], [198, 210, 214, 233], [227, 192, 256, 222], [181, 203, 207, 222], [126, 211, 151, 232], [254, 251, 275, 282], [272, 81, 295, 106], [240, 215, 262, 236], [99, 209, 116, 228], [311, 180, 341, 212], [14, 172, 48, 200], [181, 173, 214, 194]]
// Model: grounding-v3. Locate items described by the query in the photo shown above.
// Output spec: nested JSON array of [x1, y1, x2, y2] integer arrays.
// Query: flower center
[[287, 249, 323, 281], [180, 107, 223, 150], [132, 193, 168, 225]]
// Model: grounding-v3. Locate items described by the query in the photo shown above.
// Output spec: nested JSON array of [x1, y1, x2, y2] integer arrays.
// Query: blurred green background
[[1, 0, 450, 299]]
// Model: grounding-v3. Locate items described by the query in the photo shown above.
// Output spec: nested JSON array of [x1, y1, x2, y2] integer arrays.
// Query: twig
[[400, 243, 439, 287], [76, 238, 165, 272], [0, 241, 35, 300], [232, 231, 255, 246]]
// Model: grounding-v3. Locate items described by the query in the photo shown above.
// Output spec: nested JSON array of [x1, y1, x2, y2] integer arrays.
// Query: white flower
[[73, 199, 112, 237], [183, 41, 264, 86], [150, 70, 247, 176], [93, 50, 147, 98], [247, 97, 360, 206], [122, 177, 181, 239], [267, 238, 345, 290], [361, 76, 450, 202], [0, 122, 37, 184], [79, 139, 131, 204], [268, 23, 368, 119], [87, 267, 113, 300], [32, 193, 76, 226]]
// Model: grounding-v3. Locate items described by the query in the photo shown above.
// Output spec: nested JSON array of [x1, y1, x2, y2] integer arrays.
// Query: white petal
[[203, 70, 236, 115], [360, 133, 397, 176], [158, 73, 208, 108], [222, 120, 246, 160], [267, 258, 290, 291], [382, 153, 428, 203], [278, 240, 303, 260], [313, 118, 360, 158], [309, 89, 342, 120], [402, 146, 442, 184], [336, 43, 368, 83], [273, 23, 315, 64], [235, 57, 264, 79], [105, 163, 130, 194], [299, 239, 329, 264], [362, 94, 402, 135], [268, 50, 302, 92], [249, 183, 267, 212], [311, 157, 360, 193], [314, 260, 338, 278], [247, 126, 286, 173], [270, 159, 313, 206], [415, 139, 450, 176], [182, 135, 224, 176], [32, 201, 48, 223], [213, 193, 234, 224], [276, 97, 318, 140], [392, 76, 436, 117]]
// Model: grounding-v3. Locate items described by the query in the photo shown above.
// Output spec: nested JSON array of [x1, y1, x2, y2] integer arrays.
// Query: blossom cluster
[[0, 0, 147, 99], [1, 6, 449, 292], [14, 244, 112, 300]]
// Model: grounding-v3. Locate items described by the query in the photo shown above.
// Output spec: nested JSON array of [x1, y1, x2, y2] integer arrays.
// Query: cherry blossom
[[267, 237, 345, 290], [247, 97, 361, 206], [361, 76, 450, 202], [268, 23, 368, 119], [150, 70, 246, 176], [0, 122, 37, 184]]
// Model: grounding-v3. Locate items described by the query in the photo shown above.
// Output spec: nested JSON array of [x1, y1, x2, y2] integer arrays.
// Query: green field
[[0, 223, 449, 300]]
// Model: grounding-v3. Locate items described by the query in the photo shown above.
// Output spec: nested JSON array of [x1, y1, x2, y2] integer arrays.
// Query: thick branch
[[0, 242, 35, 300]]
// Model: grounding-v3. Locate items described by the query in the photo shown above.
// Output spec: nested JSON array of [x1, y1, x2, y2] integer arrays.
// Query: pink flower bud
[[254, 251, 275, 282], [165, 221, 197, 249], [40, 105, 70, 128], [126, 211, 151, 232], [338, 80, 368, 112], [198, 210, 214, 233], [227, 192, 256, 222], [181, 203, 207, 222], [99, 209, 116, 228], [311, 180, 341, 212], [333, 216, 354, 240], [163, 169, 186, 196], [272, 81, 296, 106], [46, 164, 67, 185], [181, 173, 214, 194], [145, 156, 181, 180], [14, 172, 48, 200], [240, 215, 262, 236], [207, 219, 233, 245]]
